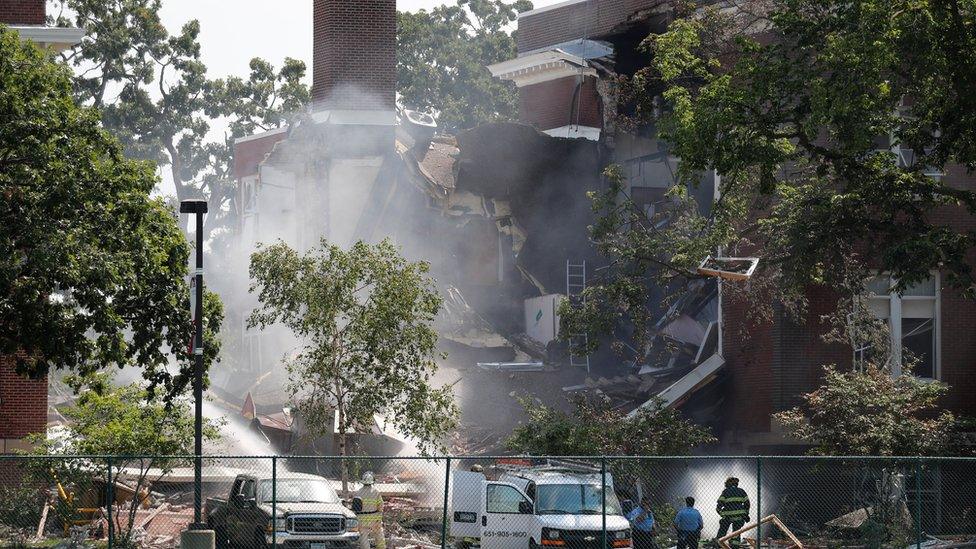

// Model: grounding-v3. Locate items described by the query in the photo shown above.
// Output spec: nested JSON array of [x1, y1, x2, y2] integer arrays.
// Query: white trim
[[518, 0, 588, 19], [488, 50, 589, 75], [233, 126, 289, 145], [310, 109, 396, 126], [9, 26, 85, 51], [542, 125, 601, 141], [487, 50, 596, 88], [863, 271, 941, 380]]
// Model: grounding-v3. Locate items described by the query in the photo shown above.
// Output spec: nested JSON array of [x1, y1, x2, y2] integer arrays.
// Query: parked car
[[207, 471, 360, 548]]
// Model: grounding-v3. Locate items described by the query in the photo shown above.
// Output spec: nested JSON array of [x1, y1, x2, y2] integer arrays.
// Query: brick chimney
[[311, 0, 396, 113], [0, 0, 45, 25]]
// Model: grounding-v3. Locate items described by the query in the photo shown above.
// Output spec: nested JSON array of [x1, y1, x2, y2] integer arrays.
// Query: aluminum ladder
[[566, 260, 590, 372]]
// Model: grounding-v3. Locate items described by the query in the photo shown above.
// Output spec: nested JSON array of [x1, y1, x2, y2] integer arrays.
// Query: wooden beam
[[138, 502, 170, 530], [717, 514, 803, 549]]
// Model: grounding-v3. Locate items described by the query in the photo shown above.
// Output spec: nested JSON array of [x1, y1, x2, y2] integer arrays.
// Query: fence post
[[915, 457, 922, 549], [601, 457, 607, 549], [106, 456, 113, 549], [441, 457, 452, 549], [273, 456, 278, 548], [755, 457, 762, 549]]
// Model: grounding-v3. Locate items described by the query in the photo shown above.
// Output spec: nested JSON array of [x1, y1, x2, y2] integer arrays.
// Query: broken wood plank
[[35, 500, 50, 539], [138, 502, 170, 530], [718, 514, 802, 549]]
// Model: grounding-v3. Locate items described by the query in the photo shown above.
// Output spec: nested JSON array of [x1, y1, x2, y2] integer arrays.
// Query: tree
[[248, 239, 458, 477], [0, 27, 221, 394], [397, 0, 533, 132], [774, 365, 956, 456], [28, 373, 220, 547], [52, 0, 310, 239], [565, 0, 976, 351], [507, 395, 715, 456]]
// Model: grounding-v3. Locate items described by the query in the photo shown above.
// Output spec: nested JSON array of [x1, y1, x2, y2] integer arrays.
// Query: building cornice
[[517, 0, 588, 19], [9, 26, 85, 52], [487, 50, 596, 88]]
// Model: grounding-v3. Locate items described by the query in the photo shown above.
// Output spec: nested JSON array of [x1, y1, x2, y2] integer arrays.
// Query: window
[[862, 274, 939, 378], [486, 484, 529, 514], [259, 479, 339, 504], [241, 479, 256, 499], [535, 484, 623, 515]]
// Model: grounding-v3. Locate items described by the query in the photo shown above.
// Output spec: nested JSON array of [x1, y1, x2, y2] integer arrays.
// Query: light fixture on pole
[[179, 199, 208, 532]]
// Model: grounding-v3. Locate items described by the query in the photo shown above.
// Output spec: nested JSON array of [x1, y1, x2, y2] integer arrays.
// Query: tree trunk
[[164, 139, 190, 233], [338, 405, 349, 496]]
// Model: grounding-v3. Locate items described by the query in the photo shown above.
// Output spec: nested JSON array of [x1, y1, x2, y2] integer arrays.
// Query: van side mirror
[[352, 497, 363, 513], [519, 501, 533, 515]]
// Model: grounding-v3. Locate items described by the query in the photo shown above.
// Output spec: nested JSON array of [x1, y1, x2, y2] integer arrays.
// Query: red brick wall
[[311, 0, 395, 111], [519, 75, 602, 131], [0, 0, 45, 25], [931, 164, 976, 416], [722, 164, 976, 441], [721, 285, 780, 434], [0, 355, 47, 441], [518, 0, 664, 53]]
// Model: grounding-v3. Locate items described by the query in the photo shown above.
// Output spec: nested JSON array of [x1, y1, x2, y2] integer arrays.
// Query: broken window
[[863, 274, 939, 378]]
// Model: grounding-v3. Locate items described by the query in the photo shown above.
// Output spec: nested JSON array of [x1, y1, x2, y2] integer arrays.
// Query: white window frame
[[863, 272, 941, 379]]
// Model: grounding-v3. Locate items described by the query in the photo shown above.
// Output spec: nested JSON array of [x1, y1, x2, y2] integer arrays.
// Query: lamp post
[[179, 199, 208, 532]]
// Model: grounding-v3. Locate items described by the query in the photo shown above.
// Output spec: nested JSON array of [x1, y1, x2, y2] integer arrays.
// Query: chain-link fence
[[1, 455, 974, 548]]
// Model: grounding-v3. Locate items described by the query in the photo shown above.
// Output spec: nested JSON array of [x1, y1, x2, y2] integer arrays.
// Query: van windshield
[[535, 484, 622, 515], [258, 479, 340, 504]]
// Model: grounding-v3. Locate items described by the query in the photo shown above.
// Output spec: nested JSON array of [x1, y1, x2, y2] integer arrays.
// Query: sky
[[157, 0, 567, 82]]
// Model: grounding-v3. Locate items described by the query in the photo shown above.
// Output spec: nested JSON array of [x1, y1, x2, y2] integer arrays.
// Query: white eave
[[487, 50, 597, 88], [10, 26, 85, 52], [517, 0, 588, 19], [310, 109, 396, 126], [233, 126, 289, 145]]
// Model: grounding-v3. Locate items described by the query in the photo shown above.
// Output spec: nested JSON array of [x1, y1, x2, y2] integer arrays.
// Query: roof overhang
[[10, 26, 85, 52], [487, 50, 597, 88], [517, 0, 588, 19], [310, 109, 396, 126]]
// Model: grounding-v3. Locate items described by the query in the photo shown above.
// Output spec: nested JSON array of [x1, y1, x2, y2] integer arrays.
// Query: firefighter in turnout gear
[[355, 472, 386, 549], [715, 477, 750, 546]]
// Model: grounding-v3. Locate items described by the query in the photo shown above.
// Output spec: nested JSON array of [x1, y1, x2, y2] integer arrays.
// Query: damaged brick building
[[227, 0, 974, 454], [489, 0, 976, 453]]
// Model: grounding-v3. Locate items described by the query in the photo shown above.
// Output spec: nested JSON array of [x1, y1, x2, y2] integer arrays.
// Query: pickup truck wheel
[[253, 528, 269, 549]]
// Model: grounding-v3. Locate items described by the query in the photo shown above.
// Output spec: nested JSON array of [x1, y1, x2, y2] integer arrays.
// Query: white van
[[450, 464, 632, 549]]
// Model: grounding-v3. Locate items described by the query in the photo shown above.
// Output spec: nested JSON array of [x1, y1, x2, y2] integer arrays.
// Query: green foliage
[[507, 395, 715, 456], [397, 0, 532, 131], [568, 0, 976, 353], [0, 26, 220, 394], [28, 373, 220, 546], [774, 364, 956, 456], [559, 164, 734, 355], [0, 484, 44, 546], [248, 239, 459, 457], [53, 0, 309, 239]]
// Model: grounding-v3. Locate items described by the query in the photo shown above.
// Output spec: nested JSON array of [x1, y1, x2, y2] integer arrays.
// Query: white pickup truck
[[450, 464, 632, 549], [207, 471, 360, 549]]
